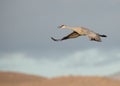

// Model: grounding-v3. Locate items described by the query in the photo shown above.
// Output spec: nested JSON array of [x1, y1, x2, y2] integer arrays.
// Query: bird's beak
[[57, 26, 61, 28]]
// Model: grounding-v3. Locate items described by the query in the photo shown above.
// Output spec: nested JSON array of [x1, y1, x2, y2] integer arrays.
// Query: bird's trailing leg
[[99, 34, 107, 37]]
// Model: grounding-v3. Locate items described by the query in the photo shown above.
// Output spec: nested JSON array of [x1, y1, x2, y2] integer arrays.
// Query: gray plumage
[[51, 25, 107, 42]]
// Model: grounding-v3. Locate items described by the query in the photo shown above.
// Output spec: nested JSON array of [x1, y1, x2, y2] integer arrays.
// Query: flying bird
[[51, 25, 107, 42]]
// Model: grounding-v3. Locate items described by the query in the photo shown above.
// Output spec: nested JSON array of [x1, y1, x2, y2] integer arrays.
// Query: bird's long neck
[[65, 26, 74, 30]]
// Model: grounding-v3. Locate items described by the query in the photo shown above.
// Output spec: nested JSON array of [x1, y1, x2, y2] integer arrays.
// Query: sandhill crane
[[51, 25, 107, 42]]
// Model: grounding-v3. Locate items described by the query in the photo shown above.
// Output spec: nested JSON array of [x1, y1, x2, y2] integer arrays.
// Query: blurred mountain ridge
[[0, 71, 120, 86]]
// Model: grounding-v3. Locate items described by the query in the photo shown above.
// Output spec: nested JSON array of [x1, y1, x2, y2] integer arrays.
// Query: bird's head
[[58, 25, 68, 29]]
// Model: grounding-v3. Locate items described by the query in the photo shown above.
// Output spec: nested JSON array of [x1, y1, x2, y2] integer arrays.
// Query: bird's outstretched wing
[[51, 31, 81, 41]]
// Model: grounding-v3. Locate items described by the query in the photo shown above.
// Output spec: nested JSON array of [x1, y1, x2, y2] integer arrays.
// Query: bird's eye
[[59, 25, 64, 28]]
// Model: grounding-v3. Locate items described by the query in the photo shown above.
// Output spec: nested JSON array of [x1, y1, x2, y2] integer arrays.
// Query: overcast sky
[[0, 0, 120, 77]]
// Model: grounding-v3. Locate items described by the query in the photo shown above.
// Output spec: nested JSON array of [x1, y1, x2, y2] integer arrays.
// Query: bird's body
[[51, 25, 107, 42]]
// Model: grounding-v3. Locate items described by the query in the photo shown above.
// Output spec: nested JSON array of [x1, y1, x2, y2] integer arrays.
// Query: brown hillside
[[42, 76, 120, 86], [0, 72, 120, 86], [0, 72, 46, 86], [110, 73, 120, 80]]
